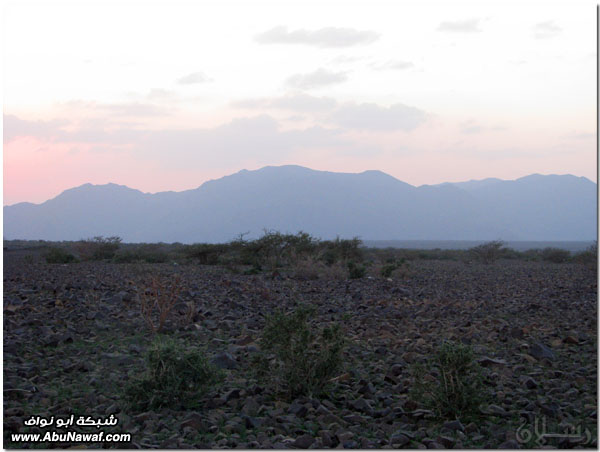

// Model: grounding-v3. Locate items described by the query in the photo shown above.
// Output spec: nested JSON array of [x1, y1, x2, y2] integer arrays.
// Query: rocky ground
[[3, 249, 598, 449]]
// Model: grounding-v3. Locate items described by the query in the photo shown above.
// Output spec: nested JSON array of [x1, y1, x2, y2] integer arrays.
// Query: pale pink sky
[[3, 0, 597, 205]]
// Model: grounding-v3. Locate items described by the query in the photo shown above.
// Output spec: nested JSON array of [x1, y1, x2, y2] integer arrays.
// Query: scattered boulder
[[211, 351, 237, 369]]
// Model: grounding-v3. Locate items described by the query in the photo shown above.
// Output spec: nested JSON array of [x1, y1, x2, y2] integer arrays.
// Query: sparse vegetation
[[379, 257, 409, 278], [411, 341, 488, 421], [3, 236, 597, 449], [44, 247, 77, 263], [573, 241, 597, 269], [138, 275, 183, 333], [124, 335, 222, 410], [320, 236, 364, 265], [468, 240, 506, 264], [541, 247, 571, 263], [347, 260, 367, 279], [259, 304, 346, 399], [75, 236, 122, 261]]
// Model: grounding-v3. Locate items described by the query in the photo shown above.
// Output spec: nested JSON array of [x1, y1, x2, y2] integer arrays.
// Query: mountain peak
[[3, 168, 596, 242]]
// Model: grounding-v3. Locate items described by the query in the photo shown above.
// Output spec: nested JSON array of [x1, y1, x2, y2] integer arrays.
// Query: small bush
[[468, 240, 505, 264], [347, 261, 366, 279], [259, 305, 346, 399], [45, 247, 76, 264], [320, 237, 363, 265], [410, 341, 488, 421], [114, 244, 170, 264], [76, 236, 122, 260], [292, 256, 322, 280], [138, 275, 183, 333], [184, 243, 229, 265], [292, 257, 346, 280], [572, 242, 597, 269], [541, 247, 571, 263], [124, 335, 222, 411], [380, 258, 409, 278]]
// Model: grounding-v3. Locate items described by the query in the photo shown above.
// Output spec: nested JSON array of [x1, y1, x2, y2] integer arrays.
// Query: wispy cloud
[[97, 102, 170, 117], [329, 102, 427, 131], [286, 68, 348, 90], [61, 100, 171, 117], [4, 113, 351, 169], [146, 89, 179, 101], [255, 26, 379, 48], [231, 93, 337, 112], [533, 21, 562, 39], [563, 131, 595, 140], [437, 19, 481, 33], [177, 72, 212, 84], [3, 114, 69, 143], [370, 60, 414, 71], [460, 120, 483, 134]]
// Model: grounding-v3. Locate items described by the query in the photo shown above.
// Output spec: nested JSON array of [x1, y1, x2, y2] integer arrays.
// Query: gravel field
[[3, 250, 597, 449]]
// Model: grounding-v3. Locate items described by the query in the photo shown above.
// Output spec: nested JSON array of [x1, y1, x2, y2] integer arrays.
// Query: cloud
[[329, 102, 427, 131], [5, 112, 352, 169], [563, 131, 595, 140], [330, 55, 367, 65], [146, 88, 178, 100], [371, 60, 414, 71], [437, 19, 481, 33], [533, 21, 562, 39], [232, 93, 337, 112], [255, 26, 379, 48], [133, 115, 347, 168], [97, 102, 170, 117], [177, 72, 212, 84], [3, 114, 69, 143], [460, 120, 483, 134], [286, 68, 348, 90], [62, 100, 171, 117]]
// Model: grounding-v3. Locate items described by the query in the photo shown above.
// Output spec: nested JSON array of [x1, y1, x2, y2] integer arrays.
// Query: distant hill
[[3, 165, 597, 242]]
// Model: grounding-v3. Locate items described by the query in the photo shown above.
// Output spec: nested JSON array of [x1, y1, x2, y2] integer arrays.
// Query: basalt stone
[[211, 351, 237, 369], [530, 342, 555, 361]]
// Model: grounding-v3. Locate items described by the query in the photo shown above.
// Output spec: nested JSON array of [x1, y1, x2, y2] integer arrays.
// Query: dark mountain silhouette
[[3, 165, 596, 242]]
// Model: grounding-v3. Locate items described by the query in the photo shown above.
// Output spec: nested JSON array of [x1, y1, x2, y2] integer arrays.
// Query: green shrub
[[410, 341, 488, 421], [76, 236, 122, 260], [380, 258, 408, 277], [468, 240, 505, 264], [124, 335, 222, 410], [184, 243, 229, 264], [45, 247, 76, 264], [239, 230, 320, 269], [320, 237, 363, 265], [259, 305, 346, 399], [243, 263, 262, 275], [541, 247, 571, 263], [347, 261, 366, 279], [572, 242, 597, 269], [113, 244, 170, 263]]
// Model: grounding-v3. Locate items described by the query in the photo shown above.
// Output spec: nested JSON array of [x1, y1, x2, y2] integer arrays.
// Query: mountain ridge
[[9, 167, 594, 207], [4, 165, 596, 242]]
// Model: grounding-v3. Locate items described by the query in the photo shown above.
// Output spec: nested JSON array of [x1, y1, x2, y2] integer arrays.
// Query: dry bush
[[75, 236, 122, 261], [138, 275, 183, 333], [468, 240, 505, 264], [292, 256, 322, 280], [321, 262, 348, 280], [293, 257, 347, 280]]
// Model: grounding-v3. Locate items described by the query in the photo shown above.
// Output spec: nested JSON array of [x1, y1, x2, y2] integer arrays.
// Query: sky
[[3, 0, 597, 205]]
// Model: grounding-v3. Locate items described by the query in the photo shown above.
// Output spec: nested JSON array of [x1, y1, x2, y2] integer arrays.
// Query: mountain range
[[3, 165, 597, 243]]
